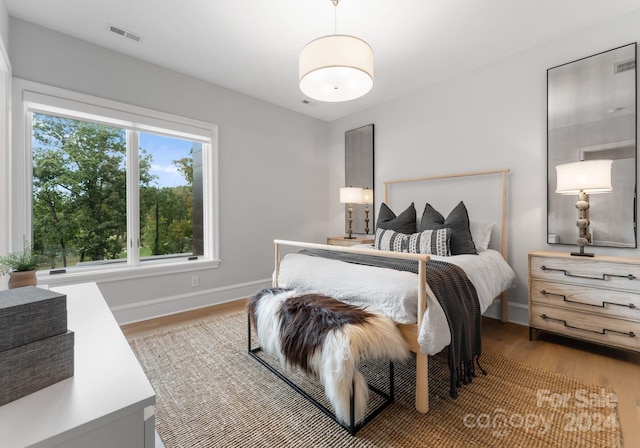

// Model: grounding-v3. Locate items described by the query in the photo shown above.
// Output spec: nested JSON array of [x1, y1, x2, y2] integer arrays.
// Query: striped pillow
[[375, 228, 451, 256], [375, 228, 408, 252], [407, 228, 451, 256]]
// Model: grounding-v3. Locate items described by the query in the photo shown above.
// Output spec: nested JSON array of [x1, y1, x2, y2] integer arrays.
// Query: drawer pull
[[540, 290, 637, 310], [540, 265, 636, 281], [540, 314, 636, 338]]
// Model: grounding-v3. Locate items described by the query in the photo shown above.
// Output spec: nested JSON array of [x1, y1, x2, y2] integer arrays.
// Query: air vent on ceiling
[[107, 24, 143, 43], [614, 59, 635, 74]]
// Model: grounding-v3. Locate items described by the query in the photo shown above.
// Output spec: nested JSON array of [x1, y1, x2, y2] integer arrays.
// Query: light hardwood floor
[[122, 301, 640, 447]]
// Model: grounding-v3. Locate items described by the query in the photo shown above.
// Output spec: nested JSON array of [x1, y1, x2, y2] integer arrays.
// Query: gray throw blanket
[[299, 248, 484, 399]]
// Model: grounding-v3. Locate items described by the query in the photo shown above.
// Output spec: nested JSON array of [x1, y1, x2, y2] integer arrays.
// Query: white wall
[[0, 2, 8, 48], [0, 2, 10, 287], [327, 10, 640, 325], [7, 18, 330, 323]]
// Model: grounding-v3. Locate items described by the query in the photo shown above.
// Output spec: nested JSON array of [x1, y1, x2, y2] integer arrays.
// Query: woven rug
[[129, 312, 622, 448]]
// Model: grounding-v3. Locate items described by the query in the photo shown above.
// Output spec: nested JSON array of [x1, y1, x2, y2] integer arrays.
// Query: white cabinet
[[528, 251, 640, 352], [0, 283, 156, 448]]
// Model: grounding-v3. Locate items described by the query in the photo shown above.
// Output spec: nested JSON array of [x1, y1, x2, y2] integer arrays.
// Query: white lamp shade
[[340, 187, 363, 203], [555, 160, 613, 194], [299, 34, 374, 102], [361, 188, 374, 204]]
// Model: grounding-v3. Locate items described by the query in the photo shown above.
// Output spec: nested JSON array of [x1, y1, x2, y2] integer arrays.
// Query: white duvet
[[276, 248, 517, 355]]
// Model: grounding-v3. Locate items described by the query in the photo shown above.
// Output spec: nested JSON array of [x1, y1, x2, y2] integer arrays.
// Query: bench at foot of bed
[[247, 287, 411, 435]]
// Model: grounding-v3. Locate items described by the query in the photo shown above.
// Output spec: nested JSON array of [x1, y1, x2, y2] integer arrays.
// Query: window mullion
[[126, 130, 140, 267]]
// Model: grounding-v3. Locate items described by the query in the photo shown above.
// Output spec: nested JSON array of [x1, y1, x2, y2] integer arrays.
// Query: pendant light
[[299, 0, 374, 102]]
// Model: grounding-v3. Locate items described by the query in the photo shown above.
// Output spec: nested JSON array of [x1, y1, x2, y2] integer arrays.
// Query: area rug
[[129, 312, 622, 448]]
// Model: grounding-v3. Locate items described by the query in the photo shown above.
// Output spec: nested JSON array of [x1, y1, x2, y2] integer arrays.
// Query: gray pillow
[[419, 201, 477, 255], [376, 202, 416, 234]]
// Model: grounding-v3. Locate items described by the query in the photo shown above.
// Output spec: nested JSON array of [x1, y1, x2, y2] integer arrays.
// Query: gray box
[[0, 330, 74, 406], [0, 286, 67, 352]]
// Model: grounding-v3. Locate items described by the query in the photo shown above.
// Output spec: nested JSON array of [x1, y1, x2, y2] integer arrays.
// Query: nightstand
[[528, 250, 640, 352], [326, 236, 374, 247]]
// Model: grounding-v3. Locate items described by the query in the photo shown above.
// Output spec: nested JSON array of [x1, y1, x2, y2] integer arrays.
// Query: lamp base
[[570, 251, 594, 257], [344, 236, 356, 239], [571, 193, 594, 258]]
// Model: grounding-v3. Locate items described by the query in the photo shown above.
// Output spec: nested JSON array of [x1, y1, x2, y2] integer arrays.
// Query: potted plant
[[0, 245, 46, 289]]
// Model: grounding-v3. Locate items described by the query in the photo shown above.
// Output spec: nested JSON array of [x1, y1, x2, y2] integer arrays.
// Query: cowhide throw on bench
[[248, 288, 410, 425]]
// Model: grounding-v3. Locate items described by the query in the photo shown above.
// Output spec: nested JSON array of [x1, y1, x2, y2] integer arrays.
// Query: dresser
[[528, 251, 640, 352], [326, 236, 374, 247], [0, 283, 156, 448]]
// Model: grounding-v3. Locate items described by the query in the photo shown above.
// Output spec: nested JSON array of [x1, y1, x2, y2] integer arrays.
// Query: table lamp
[[360, 188, 374, 234], [340, 187, 363, 239], [555, 159, 613, 257]]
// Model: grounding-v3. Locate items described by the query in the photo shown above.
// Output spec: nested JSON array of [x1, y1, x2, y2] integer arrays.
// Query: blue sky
[[140, 133, 192, 188]]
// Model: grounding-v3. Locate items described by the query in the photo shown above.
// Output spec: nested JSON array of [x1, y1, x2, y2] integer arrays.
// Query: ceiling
[[5, 0, 640, 122]]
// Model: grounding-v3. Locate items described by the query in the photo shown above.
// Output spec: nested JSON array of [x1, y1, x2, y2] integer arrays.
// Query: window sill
[[36, 258, 221, 287]]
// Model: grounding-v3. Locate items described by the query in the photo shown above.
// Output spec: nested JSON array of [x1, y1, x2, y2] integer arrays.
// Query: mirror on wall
[[547, 43, 637, 248], [345, 124, 374, 235]]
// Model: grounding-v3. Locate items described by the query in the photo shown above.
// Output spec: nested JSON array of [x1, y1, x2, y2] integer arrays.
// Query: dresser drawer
[[530, 255, 640, 293], [530, 303, 640, 352], [530, 279, 640, 321]]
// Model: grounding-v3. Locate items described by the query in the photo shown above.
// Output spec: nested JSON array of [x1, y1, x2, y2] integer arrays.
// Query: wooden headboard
[[383, 168, 510, 260], [383, 168, 510, 322]]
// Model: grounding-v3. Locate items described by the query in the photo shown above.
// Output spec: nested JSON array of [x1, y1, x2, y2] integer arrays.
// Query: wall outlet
[[191, 275, 199, 287]]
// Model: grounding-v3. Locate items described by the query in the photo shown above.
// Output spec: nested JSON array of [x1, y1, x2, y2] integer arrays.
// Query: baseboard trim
[[112, 278, 271, 325], [483, 300, 528, 326]]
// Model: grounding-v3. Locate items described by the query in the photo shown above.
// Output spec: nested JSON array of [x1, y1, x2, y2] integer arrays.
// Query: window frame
[[12, 79, 220, 286]]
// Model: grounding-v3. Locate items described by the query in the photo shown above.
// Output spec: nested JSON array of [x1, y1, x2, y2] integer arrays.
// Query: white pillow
[[469, 221, 495, 252]]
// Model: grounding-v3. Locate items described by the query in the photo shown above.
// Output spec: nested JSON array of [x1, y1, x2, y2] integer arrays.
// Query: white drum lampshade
[[299, 34, 374, 102], [339, 187, 363, 203], [555, 160, 613, 194], [361, 188, 374, 204]]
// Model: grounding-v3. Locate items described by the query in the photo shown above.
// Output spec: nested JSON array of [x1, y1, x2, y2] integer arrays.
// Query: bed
[[272, 169, 517, 414]]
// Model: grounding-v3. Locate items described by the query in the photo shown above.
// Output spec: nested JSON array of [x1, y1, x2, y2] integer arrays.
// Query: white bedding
[[276, 247, 517, 355]]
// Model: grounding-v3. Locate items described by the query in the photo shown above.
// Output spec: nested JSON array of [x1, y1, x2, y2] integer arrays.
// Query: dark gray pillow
[[418, 201, 477, 255], [376, 202, 416, 234]]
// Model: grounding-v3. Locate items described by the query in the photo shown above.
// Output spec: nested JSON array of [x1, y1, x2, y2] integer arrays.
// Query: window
[[14, 80, 219, 282], [137, 133, 205, 261]]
